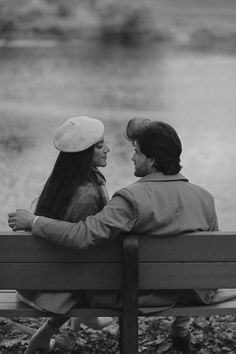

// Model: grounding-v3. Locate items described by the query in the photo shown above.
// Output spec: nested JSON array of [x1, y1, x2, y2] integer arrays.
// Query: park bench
[[1, 230, 236, 353]]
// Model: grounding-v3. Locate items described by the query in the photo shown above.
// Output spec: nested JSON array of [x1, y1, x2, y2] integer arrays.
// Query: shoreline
[[1, 21, 236, 53], [1, 36, 236, 55], [1, 0, 236, 50]]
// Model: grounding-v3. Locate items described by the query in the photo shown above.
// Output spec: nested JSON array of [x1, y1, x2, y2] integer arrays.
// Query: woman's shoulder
[[76, 182, 98, 199], [65, 182, 100, 222], [69, 182, 101, 210]]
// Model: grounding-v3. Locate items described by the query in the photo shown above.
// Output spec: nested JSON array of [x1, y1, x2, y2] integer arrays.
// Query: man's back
[[114, 172, 218, 236]]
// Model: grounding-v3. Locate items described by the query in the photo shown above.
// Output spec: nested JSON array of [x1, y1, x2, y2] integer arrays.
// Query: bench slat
[[3, 232, 236, 263], [0, 233, 122, 262], [138, 232, 236, 261], [0, 263, 122, 289], [2, 263, 236, 289], [2, 291, 236, 318], [139, 262, 236, 288], [0, 291, 120, 317], [139, 299, 236, 317]]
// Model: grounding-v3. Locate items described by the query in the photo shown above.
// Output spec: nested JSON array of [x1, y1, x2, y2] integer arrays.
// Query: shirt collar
[[137, 171, 188, 183]]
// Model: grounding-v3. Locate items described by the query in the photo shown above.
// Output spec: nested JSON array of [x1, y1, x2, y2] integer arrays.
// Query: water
[[1, 41, 236, 230]]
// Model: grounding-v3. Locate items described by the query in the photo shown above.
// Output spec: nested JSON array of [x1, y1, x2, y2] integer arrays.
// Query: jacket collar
[[91, 166, 106, 185], [137, 172, 188, 183]]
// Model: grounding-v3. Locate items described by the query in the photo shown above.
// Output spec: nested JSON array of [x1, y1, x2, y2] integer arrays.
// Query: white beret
[[53, 116, 105, 152]]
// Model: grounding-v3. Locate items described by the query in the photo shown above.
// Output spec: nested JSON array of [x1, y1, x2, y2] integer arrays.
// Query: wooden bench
[[1, 231, 236, 353]]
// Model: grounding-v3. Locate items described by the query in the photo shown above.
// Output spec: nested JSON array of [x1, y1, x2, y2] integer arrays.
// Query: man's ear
[[147, 157, 156, 172]]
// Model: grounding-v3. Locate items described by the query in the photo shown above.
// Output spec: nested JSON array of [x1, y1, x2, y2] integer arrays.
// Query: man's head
[[126, 118, 182, 177]]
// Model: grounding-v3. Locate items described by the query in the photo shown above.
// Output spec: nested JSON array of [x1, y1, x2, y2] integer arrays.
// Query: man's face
[[132, 141, 153, 177]]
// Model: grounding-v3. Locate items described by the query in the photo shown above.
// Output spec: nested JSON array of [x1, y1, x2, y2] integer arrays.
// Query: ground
[[1, 315, 236, 353]]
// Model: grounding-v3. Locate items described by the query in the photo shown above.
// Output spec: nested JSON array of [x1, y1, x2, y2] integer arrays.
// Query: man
[[8, 117, 222, 353]]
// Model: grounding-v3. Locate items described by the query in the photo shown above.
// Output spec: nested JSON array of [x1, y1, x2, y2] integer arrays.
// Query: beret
[[53, 116, 104, 152]]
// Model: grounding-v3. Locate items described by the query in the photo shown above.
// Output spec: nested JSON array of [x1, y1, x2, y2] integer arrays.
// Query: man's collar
[[137, 172, 188, 183]]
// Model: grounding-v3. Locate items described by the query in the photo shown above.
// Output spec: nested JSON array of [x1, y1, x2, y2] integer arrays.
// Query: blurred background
[[1, 0, 236, 230]]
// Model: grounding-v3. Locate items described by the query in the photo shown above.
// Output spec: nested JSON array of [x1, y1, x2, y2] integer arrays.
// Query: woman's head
[[53, 116, 105, 153], [54, 116, 110, 168], [35, 116, 109, 219]]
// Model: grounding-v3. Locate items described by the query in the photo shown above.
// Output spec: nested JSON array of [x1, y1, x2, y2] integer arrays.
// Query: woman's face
[[92, 136, 110, 167]]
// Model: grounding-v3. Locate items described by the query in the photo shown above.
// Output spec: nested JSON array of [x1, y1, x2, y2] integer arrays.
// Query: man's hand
[[8, 209, 36, 232]]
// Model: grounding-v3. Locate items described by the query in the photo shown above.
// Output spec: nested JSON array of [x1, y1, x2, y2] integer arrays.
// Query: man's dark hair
[[126, 117, 182, 175]]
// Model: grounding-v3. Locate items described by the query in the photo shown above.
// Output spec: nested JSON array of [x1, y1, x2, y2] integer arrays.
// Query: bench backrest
[[1, 231, 236, 290], [138, 231, 236, 289], [0, 232, 123, 290]]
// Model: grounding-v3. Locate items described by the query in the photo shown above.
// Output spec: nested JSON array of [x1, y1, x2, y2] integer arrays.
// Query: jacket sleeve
[[208, 197, 219, 231], [32, 188, 138, 249], [209, 209, 219, 231]]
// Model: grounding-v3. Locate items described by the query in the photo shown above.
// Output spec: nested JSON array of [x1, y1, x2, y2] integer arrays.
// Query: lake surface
[[1, 41, 236, 230]]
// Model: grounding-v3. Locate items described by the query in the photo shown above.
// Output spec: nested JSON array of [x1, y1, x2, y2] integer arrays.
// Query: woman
[[18, 116, 112, 354]]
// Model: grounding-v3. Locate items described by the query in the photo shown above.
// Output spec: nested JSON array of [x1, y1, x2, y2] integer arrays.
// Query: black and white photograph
[[1, 0, 236, 353]]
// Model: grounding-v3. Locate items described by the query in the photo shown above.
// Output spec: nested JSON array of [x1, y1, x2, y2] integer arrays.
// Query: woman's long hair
[[35, 146, 96, 220]]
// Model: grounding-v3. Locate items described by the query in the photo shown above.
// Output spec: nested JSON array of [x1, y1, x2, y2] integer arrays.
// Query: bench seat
[[0, 291, 120, 317], [2, 290, 236, 318]]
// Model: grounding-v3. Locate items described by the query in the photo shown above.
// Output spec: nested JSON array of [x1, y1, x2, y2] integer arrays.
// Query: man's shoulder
[[186, 181, 215, 202], [113, 177, 215, 203], [187, 181, 213, 195], [112, 179, 151, 204], [112, 181, 140, 198]]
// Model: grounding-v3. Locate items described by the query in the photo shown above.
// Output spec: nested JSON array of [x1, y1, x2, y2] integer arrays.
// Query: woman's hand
[[8, 209, 36, 231]]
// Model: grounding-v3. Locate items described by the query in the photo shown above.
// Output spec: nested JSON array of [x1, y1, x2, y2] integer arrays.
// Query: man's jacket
[[30, 172, 236, 311]]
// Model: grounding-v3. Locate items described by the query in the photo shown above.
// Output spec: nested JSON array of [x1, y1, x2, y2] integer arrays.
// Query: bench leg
[[119, 310, 138, 354], [120, 235, 139, 354]]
